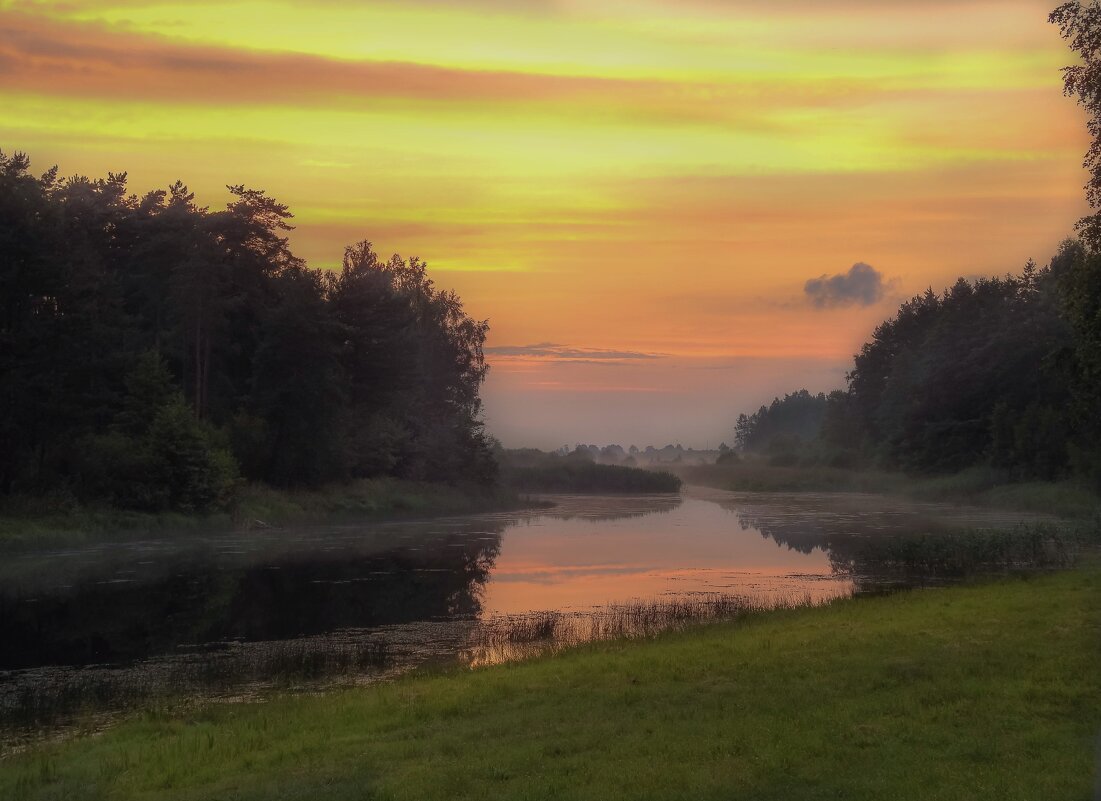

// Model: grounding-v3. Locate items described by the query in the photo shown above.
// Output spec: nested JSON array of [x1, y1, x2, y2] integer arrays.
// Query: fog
[[480, 354, 850, 449]]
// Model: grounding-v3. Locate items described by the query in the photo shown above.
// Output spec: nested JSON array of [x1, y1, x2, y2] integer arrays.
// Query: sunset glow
[[1, 0, 1088, 445]]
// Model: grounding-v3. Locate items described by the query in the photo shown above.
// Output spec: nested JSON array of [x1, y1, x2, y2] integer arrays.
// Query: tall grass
[[682, 462, 1101, 519], [466, 592, 824, 666], [831, 523, 1091, 584], [681, 462, 903, 494]]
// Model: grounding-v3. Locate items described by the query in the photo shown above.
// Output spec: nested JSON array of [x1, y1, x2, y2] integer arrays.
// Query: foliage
[[74, 354, 237, 512], [842, 263, 1075, 476], [0, 152, 495, 509], [731, 256, 1087, 482], [505, 462, 682, 494], [1050, 3, 1101, 485], [733, 389, 829, 454], [0, 479, 525, 552], [683, 461, 1101, 519], [1052, 1, 1101, 246], [718, 10, 1101, 486]]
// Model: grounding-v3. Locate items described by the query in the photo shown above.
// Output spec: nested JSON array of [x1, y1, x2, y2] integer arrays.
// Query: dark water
[[0, 487, 1073, 748]]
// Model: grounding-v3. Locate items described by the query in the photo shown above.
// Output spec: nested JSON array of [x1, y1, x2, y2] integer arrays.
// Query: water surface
[[0, 487, 1064, 747]]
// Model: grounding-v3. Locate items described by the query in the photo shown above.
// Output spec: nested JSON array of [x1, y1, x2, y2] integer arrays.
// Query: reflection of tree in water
[[0, 522, 505, 672], [1, 524, 507, 741], [733, 504, 1075, 591], [731, 506, 889, 591], [734, 509, 830, 555]]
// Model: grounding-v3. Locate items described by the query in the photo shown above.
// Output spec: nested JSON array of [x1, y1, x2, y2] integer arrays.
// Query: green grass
[[0, 479, 528, 551], [4, 566, 1099, 800], [682, 462, 1101, 519]]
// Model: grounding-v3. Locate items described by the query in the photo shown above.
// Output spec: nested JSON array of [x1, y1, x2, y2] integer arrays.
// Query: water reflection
[[695, 487, 1074, 591], [1, 522, 504, 671], [480, 494, 849, 616], [0, 518, 509, 741], [0, 489, 1072, 748]]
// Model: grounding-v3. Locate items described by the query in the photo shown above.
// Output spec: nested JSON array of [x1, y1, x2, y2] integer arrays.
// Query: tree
[[1051, 3, 1101, 484], [1052, 1, 1101, 247], [0, 151, 499, 505]]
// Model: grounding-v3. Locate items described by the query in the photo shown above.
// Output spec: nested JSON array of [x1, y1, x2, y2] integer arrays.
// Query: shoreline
[[0, 479, 541, 552], [2, 563, 1097, 799]]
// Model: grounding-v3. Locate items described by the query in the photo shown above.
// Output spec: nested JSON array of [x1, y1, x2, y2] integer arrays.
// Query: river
[[0, 486, 1065, 748]]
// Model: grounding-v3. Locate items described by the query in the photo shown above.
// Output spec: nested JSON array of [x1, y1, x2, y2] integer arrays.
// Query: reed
[[466, 592, 821, 667]]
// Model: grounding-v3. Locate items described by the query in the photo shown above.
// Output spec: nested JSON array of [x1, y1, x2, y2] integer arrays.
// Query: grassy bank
[[0, 479, 528, 551], [681, 462, 1101, 519], [4, 566, 1099, 800]]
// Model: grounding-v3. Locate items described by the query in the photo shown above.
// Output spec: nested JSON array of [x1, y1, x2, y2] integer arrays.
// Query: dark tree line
[[0, 152, 495, 511], [731, 4, 1101, 486], [734, 238, 1098, 482], [829, 255, 1082, 478]]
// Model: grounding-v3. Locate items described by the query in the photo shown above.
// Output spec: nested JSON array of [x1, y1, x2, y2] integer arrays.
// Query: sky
[[0, 0, 1090, 448]]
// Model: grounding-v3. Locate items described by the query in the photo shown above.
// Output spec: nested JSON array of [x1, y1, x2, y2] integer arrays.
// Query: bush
[[146, 398, 238, 512]]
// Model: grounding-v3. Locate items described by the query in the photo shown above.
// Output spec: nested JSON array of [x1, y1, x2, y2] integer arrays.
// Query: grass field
[[4, 565, 1098, 800]]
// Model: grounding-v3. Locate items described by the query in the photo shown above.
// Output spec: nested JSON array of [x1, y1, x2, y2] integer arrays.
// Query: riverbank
[[3, 564, 1098, 800], [0, 479, 533, 551], [504, 462, 681, 494], [679, 462, 1101, 519]]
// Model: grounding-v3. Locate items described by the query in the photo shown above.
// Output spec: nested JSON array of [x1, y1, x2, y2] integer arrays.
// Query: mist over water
[[0, 488, 1069, 750]]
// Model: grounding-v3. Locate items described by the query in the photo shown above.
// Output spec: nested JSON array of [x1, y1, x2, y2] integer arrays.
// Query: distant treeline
[[523, 444, 720, 467], [499, 448, 682, 493], [0, 151, 495, 511], [506, 463, 681, 494], [733, 245, 1101, 484]]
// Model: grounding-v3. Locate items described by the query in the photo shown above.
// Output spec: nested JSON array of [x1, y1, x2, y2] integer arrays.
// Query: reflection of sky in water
[[483, 496, 850, 614], [3, 488, 1060, 747]]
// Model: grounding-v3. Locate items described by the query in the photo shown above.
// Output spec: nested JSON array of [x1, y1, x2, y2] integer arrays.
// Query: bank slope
[[4, 567, 1099, 800]]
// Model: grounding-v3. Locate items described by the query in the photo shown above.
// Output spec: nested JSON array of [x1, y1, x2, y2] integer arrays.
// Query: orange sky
[[0, 0, 1089, 447]]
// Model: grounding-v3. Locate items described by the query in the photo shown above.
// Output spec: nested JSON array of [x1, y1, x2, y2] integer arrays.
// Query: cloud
[[486, 342, 664, 362], [0, 11, 983, 128], [803, 262, 889, 308], [0, 12, 648, 107]]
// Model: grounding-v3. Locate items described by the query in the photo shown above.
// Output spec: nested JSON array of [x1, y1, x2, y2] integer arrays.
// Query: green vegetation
[[497, 447, 681, 493], [3, 565, 1098, 800], [232, 478, 526, 524], [716, 10, 1101, 492], [728, 253, 1086, 479], [0, 479, 526, 551], [0, 154, 495, 514], [506, 463, 681, 494], [682, 462, 1101, 519]]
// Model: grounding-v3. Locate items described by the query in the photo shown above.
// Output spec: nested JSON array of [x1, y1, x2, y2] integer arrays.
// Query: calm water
[[0, 487, 1065, 747]]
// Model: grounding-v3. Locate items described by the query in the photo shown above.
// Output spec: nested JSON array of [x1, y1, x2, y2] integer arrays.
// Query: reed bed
[[465, 592, 821, 666], [831, 522, 1093, 582]]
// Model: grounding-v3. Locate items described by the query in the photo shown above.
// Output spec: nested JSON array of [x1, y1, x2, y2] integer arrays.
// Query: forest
[[732, 243, 1101, 484], [728, 4, 1101, 490], [0, 152, 496, 512]]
